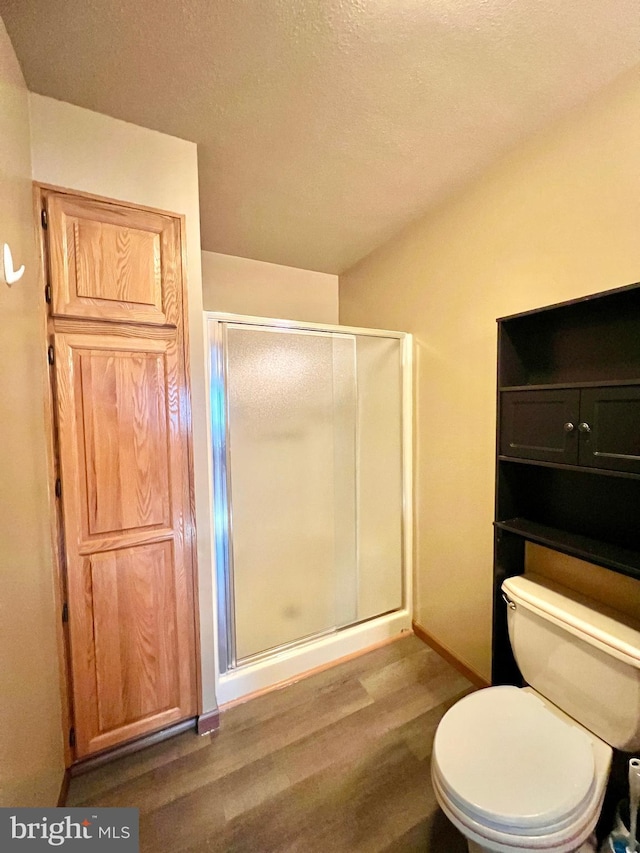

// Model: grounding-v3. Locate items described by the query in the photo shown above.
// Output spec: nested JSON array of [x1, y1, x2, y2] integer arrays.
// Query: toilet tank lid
[[502, 573, 640, 668]]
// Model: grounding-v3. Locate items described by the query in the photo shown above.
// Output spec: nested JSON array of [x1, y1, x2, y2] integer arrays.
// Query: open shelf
[[495, 518, 640, 580], [496, 461, 640, 547], [498, 283, 640, 388], [497, 455, 640, 481], [500, 378, 640, 392]]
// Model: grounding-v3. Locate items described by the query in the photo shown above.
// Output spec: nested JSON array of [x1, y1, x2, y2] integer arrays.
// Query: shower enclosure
[[206, 315, 412, 702]]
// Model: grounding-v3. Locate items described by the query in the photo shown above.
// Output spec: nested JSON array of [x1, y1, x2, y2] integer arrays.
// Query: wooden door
[[500, 389, 580, 464], [44, 192, 181, 326], [43, 189, 198, 759], [578, 385, 640, 475]]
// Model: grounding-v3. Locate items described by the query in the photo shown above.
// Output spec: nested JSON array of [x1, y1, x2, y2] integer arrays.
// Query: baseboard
[[57, 769, 71, 806], [70, 717, 197, 776], [412, 620, 490, 689], [196, 709, 220, 735]]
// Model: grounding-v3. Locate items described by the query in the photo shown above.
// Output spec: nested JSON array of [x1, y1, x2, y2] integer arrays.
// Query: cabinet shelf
[[497, 284, 640, 388], [495, 518, 640, 580], [500, 378, 640, 392], [498, 456, 640, 482]]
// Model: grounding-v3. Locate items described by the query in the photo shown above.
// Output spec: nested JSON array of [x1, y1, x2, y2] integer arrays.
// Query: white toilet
[[431, 572, 640, 853]]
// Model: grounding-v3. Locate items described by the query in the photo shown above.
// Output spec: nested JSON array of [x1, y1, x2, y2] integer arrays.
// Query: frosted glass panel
[[212, 319, 408, 672], [355, 336, 403, 620], [329, 335, 359, 630], [225, 326, 357, 661]]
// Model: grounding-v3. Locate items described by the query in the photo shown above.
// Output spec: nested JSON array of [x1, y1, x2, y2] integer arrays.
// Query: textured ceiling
[[2, 1, 640, 273]]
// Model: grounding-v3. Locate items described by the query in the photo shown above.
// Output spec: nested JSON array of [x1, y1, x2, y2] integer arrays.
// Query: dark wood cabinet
[[500, 385, 640, 475], [500, 389, 579, 464], [578, 386, 640, 474], [493, 283, 640, 685]]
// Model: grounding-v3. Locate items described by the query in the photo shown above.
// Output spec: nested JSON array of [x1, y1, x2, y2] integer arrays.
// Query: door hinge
[[62, 602, 68, 623], [69, 728, 75, 748], [55, 478, 62, 499], [45, 283, 52, 304], [47, 345, 55, 366], [41, 208, 48, 229]]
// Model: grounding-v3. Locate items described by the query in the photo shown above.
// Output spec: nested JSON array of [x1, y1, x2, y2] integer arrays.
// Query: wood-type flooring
[[68, 634, 473, 852]]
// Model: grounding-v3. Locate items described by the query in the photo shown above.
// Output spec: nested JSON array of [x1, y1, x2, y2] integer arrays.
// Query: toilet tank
[[502, 572, 640, 752]]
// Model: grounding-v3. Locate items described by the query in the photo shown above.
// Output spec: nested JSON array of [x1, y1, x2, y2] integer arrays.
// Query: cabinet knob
[[563, 422, 575, 433], [578, 422, 592, 433]]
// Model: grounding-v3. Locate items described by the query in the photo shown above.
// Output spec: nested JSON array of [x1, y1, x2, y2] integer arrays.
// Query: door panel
[[500, 389, 580, 464], [77, 346, 171, 537], [55, 331, 196, 757], [579, 386, 640, 474], [46, 192, 180, 326], [91, 543, 180, 736], [224, 327, 357, 661]]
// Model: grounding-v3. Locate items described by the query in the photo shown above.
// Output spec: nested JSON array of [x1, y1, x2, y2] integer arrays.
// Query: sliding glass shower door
[[209, 318, 407, 672]]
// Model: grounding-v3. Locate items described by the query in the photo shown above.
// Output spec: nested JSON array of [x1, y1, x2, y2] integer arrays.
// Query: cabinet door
[[500, 389, 580, 464], [579, 386, 640, 474], [54, 331, 197, 757], [45, 192, 181, 326]]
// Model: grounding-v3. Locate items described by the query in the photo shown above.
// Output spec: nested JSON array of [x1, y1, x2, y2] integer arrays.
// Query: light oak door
[[43, 190, 198, 759], [44, 192, 181, 326]]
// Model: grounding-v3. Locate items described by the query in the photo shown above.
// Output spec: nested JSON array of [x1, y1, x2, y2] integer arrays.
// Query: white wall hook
[[3, 243, 25, 286]]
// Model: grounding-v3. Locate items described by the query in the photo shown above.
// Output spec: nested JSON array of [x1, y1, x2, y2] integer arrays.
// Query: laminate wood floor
[[68, 634, 473, 852]]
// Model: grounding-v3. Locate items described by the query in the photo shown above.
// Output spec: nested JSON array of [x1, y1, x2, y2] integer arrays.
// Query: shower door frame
[[205, 313, 413, 680]]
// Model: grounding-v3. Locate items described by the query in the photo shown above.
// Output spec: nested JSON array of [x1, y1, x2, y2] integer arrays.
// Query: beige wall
[[339, 66, 640, 682], [29, 94, 218, 713], [202, 250, 339, 323], [0, 20, 64, 805], [526, 544, 640, 624]]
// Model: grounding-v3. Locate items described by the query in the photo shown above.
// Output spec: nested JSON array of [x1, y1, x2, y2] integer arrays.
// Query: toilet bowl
[[432, 686, 612, 853], [431, 573, 640, 853]]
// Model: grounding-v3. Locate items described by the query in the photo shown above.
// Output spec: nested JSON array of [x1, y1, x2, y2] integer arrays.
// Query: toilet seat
[[431, 686, 611, 850], [433, 686, 596, 836]]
